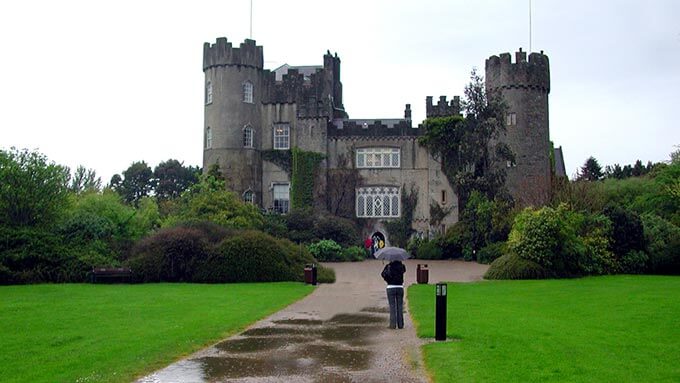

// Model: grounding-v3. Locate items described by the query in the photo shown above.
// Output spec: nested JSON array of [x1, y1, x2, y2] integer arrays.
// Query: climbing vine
[[291, 148, 325, 210], [430, 200, 454, 226], [383, 184, 418, 247], [262, 150, 292, 174]]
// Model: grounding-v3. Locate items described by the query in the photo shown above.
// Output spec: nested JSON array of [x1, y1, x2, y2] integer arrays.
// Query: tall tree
[[113, 161, 155, 206], [154, 159, 200, 201], [576, 157, 603, 181], [418, 68, 513, 208], [0, 148, 70, 227], [69, 165, 102, 194]]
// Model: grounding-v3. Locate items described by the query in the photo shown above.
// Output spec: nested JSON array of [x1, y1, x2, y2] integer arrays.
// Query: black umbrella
[[374, 246, 410, 261]]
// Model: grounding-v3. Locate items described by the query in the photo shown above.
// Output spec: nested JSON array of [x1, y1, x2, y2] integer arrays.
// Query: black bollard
[[435, 283, 447, 341], [312, 263, 318, 286]]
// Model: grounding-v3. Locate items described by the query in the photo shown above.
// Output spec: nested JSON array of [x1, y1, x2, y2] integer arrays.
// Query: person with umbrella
[[377, 247, 409, 329]]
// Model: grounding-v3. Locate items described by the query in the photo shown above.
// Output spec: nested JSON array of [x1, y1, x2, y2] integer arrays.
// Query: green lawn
[[0, 283, 313, 383], [408, 276, 680, 382]]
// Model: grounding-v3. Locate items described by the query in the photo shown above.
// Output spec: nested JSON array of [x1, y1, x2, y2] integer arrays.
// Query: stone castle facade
[[202, 37, 556, 243]]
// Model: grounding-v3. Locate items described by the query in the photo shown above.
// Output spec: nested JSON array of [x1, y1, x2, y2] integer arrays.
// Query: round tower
[[485, 48, 551, 206], [203, 38, 263, 204]]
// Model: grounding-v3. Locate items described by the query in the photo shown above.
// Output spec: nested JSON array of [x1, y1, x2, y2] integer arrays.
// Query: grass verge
[[408, 275, 680, 382], [0, 282, 312, 383]]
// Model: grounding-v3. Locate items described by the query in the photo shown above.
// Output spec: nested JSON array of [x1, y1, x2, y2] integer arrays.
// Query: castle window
[[273, 183, 290, 214], [356, 148, 400, 169], [506, 112, 517, 126], [206, 127, 212, 149], [243, 126, 254, 148], [273, 123, 290, 150], [356, 186, 400, 218], [243, 81, 253, 103], [441, 190, 447, 204], [243, 190, 254, 204], [206, 81, 213, 104]]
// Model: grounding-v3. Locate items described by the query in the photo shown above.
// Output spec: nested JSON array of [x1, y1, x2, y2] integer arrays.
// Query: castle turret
[[485, 48, 551, 205], [203, 38, 263, 204]]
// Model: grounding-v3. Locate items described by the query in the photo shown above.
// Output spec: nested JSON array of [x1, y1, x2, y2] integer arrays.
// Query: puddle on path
[[242, 326, 317, 337], [215, 336, 311, 353], [320, 325, 382, 346], [273, 318, 324, 326], [361, 306, 390, 314], [327, 313, 386, 325], [196, 345, 371, 380]]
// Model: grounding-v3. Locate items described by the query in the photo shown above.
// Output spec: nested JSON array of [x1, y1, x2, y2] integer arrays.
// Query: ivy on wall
[[291, 148, 325, 210], [383, 184, 418, 247], [430, 200, 454, 226], [262, 150, 292, 174]]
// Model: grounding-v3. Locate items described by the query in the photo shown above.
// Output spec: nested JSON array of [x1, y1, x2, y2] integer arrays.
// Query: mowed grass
[[0, 283, 313, 383], [408, 276, 680, 382]]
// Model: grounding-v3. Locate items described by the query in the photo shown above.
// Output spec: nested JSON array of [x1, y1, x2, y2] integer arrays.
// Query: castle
[[202, 37, 562, 244]]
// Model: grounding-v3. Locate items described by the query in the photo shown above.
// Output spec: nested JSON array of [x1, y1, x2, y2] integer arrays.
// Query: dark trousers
[[386, 287, 404, 329]]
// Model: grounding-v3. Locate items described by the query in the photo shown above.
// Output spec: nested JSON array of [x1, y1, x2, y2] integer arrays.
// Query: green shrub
[[484, 253, 554, 280], [603, 205, 645, 258], [315, 215, 360, 247], [195, 231, 296, 283], [416, 239, 444, 260], [0, 227, 97, 283], [316, 265, 336, 283], [341, 246, 365, 262], [642, 214, 680, 274], [284, 208, 317, 243], [126, 227, 212, 282], [477, 242, 506, 264], [307, 239, 344, 262], [619, 250, 649, 274], [441, 223, 465, 258], [406, 236, 424, 258], [171, 220, 233, 244]]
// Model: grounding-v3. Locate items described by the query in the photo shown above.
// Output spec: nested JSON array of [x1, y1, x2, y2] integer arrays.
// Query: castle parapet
[[203, 38, 263, 70], [485, 48, 550, 93], [426, 95, 460, 118]]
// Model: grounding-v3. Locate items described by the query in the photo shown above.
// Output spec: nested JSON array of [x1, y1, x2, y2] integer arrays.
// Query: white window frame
[[206, 81, 213, 104], [273, 123, 290, 150], [356, 186, 400, 218], [206, 127, 212, 149], [243, 125, 254, 148], [356, 148, 400, 169], [243, 81, 253, 103], [243, 190, 254, 204], [506, 112, 517, 126], [273, 183, 290, 214]]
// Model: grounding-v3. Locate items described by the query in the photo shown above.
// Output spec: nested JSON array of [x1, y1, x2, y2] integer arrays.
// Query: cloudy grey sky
[[1, 0, 678, 183]]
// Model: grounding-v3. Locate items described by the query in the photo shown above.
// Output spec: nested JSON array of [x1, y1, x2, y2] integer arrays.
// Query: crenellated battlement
[[485, 48, 550, 93], [425, 95, 460, 118], [203, 38, 263, 71]]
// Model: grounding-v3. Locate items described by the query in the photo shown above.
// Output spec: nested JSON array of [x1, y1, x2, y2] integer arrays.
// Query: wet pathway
[[137, 260, 488, 383]]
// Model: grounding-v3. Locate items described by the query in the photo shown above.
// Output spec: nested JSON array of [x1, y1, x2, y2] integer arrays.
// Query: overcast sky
[[1, 0, 678, 183]]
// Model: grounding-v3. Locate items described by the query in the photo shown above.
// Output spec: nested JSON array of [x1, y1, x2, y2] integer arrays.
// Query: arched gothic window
[[206, 81, 213, 104], [355, 186, 400, 218], [243, 126, 254, 148], [243, 190, 254, 204], [243, 81, 253, 103]]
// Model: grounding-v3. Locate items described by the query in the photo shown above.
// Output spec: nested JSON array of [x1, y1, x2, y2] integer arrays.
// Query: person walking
[[381, 260, 406, 329]]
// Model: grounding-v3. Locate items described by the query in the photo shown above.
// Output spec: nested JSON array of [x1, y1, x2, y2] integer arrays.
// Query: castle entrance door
[[371, 231, 386, 258]]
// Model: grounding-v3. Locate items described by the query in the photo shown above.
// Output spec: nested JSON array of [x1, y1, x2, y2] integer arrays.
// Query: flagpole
[[249, 0, 253, 39]]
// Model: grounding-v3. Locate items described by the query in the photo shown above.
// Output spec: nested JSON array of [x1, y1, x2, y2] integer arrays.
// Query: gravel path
[[137, 260, 488, 383]]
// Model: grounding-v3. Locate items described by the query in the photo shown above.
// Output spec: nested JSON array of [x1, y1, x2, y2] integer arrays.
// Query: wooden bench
[[89, 267, 132, 283]]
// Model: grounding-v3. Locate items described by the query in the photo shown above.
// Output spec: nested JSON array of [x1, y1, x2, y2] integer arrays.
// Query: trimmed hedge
[[477, 241, 506, 264], [484, 253, 554, 280], [194, 231, 296, 283], [126, 226, 213, 282]]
